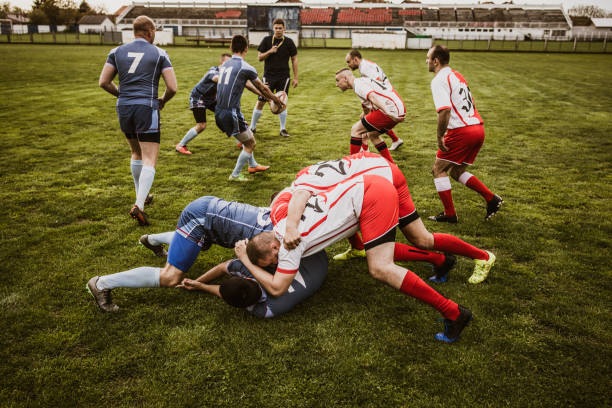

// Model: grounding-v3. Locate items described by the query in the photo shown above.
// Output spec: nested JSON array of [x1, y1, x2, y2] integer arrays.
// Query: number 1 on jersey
[[127, 52, 144, 74], [219, 66, 233, 85]]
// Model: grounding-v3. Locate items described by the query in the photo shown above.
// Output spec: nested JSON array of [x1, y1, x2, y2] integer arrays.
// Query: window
[[498, 29, 501, 32], [509, 29, 512, 32], [552, 30, 566, 36], [459, 28, 464, 32], [544, 29, 550, 35], [477, 28, 482, 32]]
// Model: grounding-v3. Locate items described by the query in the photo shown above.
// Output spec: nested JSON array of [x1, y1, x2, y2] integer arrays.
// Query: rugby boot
[[469, 251, 495, 284], [428, 212, 458, 224], [280, 129, 291, 138], [228, 174, 249, 182], [485, 195, 503, 220], [175, 144, 192, 155], [389, 138, 404, 151], [248, 165, 270, 174], [429, 253, 456, 283], [435, 305, 473, 343], [333, 247, 366, 261], [144, 194, 153, 206], [129, 205, 150, 226], [139, 235, 167, 258], [86, 276, 119, 313]]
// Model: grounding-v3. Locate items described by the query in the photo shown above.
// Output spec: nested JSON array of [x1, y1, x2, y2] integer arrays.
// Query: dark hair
[[219, 277, 262, 308], [348, 49, 362, 59], [221, 53, 231, 58], [231, 35, 248, 54], [273, 18, 285, 27], [430, 45, 450, 65], [133, 15, 155, 34]]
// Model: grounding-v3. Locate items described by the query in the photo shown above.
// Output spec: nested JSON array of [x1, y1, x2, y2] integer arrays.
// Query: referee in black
[[249, 18, 298, 138]]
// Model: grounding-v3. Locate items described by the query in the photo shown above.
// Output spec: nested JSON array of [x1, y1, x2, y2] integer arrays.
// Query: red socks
[[386, 129, 399, 142], [465, 175, 495, 202], [400, 270, 460, 320], [394, 243, 445, 267], [350, 137, 362, 155], [433, 233, 488, 260], [348, 233, 365, 250], [375, 141, 394, 163]]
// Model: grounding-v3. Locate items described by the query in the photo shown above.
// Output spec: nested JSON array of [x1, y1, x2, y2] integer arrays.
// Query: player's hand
[[292, 78, 298, 88], [275, 97, 286, 111], [234, 239, 249, 262], [158, 98, 166, 110], [438, 137, 449, 152], [283, 226, 301, 250], [270, 45, 278, 54], [177, 278, 201, 290]]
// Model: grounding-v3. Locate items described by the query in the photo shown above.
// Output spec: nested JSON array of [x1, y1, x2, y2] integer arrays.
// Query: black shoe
[[144, 194, 153, 206], [139, 235, 167, 258], [130, 205, 150, 226], [280, 129, 290, 137], [86, 276, 119, 313], [429, 253, 456, 283], [485, 195, 503, 220], [435, 305, 473, 343], [250, 127, 256, 135], [428, 212, 458, 223]]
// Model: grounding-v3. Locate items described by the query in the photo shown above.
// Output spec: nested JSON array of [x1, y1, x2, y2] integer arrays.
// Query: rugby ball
[[270, 91, 287, 115]]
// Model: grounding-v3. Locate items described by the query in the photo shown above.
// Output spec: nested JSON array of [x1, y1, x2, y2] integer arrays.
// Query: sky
[[7, 0, 611, 15]]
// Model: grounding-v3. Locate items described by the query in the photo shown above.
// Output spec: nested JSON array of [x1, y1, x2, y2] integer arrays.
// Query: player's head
[[246, 231, 279, 267], [133, 15, 156, 43], [273, 18, 285, 38], [335, 67, 354, 91], [427, 45, 450, 73], [346, 49, 362, 70], [231, 35, 248, 55], [220, 53, 231, 65], [219, 277, 262, 308]]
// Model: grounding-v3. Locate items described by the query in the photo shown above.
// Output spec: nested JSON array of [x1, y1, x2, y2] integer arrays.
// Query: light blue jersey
[[215, 56, 258, 110], [106, 38, 173, 109]]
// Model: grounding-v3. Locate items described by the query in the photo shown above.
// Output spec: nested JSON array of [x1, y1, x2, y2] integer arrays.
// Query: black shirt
[[258, 35, 297, 77]]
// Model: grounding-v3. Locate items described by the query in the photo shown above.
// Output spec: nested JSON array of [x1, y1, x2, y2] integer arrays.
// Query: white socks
[[147, 231, 174, 246], [130, 159, 143, 195], [97, 267, 161, 290], [135, 165, 155, 210], [179, 127, 198, 147], [458, 172, 473, 185], [434, 176, 452, 192], [250, 108, 263, 130], [279, 109, 288, 130]]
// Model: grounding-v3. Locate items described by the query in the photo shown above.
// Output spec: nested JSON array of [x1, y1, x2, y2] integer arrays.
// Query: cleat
[[249, 127, 256, 135], [389, 138, 404, 151], [129, 205, 150, 226], [428, 212, 458, 223], [139, 235, 167, 258], [248, 165, 270, 174], [333, 247, 366, 261], [429, 253, 456, 283], [228, 174, 249, 182], [144, 194, 153, 206], [280, 129, 291, 138], [435, 305, 473, 343], [236, 142, 243, 149], [175, 144, 192, 155], [485, 195, 503, 220], [469, 251, 495, 284], [86, 276, 119, 313]]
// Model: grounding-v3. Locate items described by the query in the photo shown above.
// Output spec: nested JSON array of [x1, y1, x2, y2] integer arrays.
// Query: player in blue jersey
[[175, 53, 231, 155], [99, 15, 178, 226], [215, 35, 285, 181]]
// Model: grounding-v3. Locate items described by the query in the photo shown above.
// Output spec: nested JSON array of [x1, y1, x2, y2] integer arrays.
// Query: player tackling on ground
[[99, 15, 177, 226], [335, 68, 403, 164], [426, 45, 503, 223], [345, 49, 403, 151]]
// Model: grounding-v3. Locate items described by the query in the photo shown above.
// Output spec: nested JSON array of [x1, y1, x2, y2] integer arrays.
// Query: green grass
[[1, 44, 611, 407]]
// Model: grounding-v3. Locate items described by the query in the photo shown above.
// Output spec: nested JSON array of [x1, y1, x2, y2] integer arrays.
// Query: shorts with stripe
[[361, 109, 398, 134], [258, 74, 290, 102], [437, 124, 485, 165], [116, 105, 160, 143], [360, 175, 398, 250], [215, 107, 249, 138]]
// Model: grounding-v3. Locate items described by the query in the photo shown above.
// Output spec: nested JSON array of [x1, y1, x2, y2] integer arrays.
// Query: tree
[[78, 0, 90, 14], [568, 5, 606, 18], [29, 8, 49, 24], [0, 2, 10, 18]]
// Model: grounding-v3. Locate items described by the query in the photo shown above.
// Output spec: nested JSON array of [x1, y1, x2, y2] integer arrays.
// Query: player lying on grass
[[237, 175, 473, 343], [335, 68, 404, 164], [285, 151, 495, 284], [177, 251, 327, 318], [86, 195, 321, 313]]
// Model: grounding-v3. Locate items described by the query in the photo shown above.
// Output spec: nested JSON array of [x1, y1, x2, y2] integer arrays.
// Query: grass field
[[1, 44, 611, 407]]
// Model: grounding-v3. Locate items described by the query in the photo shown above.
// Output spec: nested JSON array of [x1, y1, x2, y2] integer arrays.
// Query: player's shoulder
[[240, 59, 258, 74], [107, 45, 120, 56], [431, 67, 451, 85], [153, 44, 169, 58]]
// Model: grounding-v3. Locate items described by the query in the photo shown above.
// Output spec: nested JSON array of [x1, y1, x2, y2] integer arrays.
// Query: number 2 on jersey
[[127, 52, 144, 74]]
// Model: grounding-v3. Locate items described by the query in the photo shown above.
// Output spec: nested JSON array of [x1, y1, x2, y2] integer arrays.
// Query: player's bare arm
[[98, 64, 119, 97], [437, 108, 451, 152], [258, 46, 278, 61], [158, 68, 177, 110], [177, 260, 230, 296], [245, 80, 265, 98], [253, 78, 284, 108], [235, 239, 294, 297], [284, 190, 313, 250], [291, 55, 298, 88], [369, 93, 404, 122]]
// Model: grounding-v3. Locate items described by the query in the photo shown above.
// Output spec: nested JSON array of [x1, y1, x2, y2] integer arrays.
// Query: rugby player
[[335, 68, 403, 164], [175, 53, 231, 155], [238, 175, 473, 342], [281, 151, 495, 284], [249, 18, 298, 138], [99, 15, 177, 226], [426, 45, 503, 223], [214, 35, 285, 181], [345, 49, 403, 151]]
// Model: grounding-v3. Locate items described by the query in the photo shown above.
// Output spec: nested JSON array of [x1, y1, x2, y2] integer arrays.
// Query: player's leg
[[361, 110, 395, 162], [430, 158, 458, 223], [350, 120, 365, 155], [140, 231, 174, 257], [367, 131, 394, 164], [278, 77, 291, 137], [176, 107, 208, 155], [126, 137, 142, 197], [250, 77, 269, 132]]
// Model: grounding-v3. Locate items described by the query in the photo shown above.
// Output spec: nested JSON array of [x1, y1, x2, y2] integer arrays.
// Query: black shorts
[[192, 103, 215, 124], [258, 74, 291, 102], [116, 105, 160, 143]]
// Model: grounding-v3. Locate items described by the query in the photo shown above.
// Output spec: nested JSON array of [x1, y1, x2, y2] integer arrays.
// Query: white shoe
[[389, 138, 404, 151]]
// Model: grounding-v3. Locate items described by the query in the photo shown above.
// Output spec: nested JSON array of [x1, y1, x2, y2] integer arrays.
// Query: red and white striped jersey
[[291, 152, 393, 194], [359, 59, 391, 88], [271, 177, 366, 275], [354, 77, 405, 118], [430, 66, 483, 129]]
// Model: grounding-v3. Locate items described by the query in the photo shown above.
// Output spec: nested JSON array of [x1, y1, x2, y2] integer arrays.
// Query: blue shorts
[[175, 196, 215, 248], [116, 105, 160, 143], [214, 108, 248, 138], [167, 232, 201, 272]]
